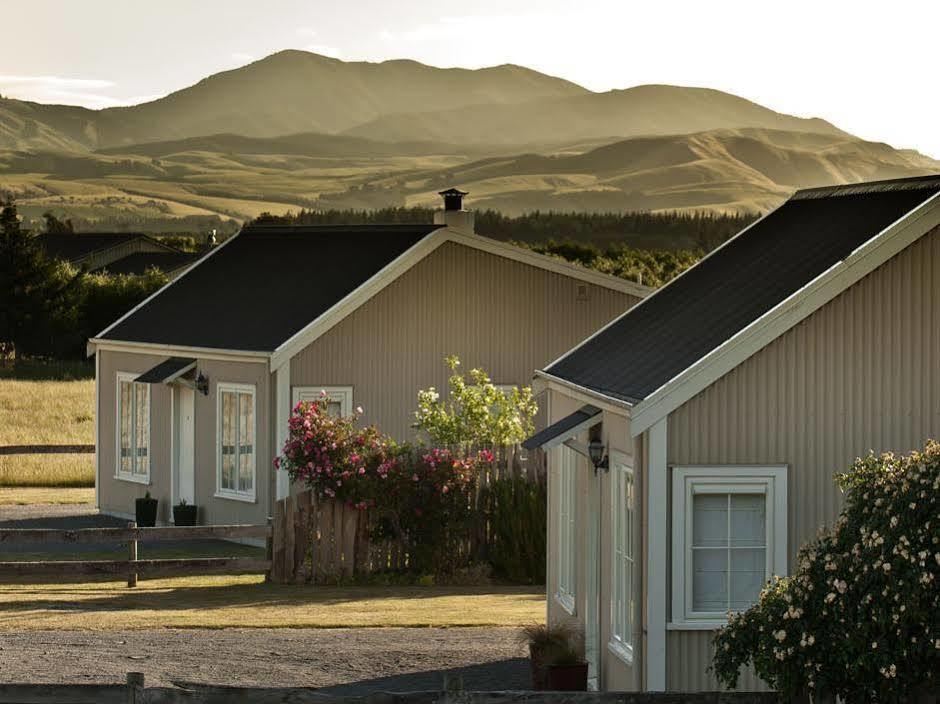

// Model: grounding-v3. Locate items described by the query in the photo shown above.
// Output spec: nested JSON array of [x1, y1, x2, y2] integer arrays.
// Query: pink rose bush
[[712, 441, 940, 701], [276, 395, 494, 574]]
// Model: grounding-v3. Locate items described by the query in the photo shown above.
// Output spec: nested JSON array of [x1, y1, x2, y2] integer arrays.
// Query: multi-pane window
[[555, 445, 577, 613], [293, 387, 352, 417], [609, 455, 635, 662], [217, 383, 255, 500], [672, 466, 788, 626], [116, 373, 150, 480]]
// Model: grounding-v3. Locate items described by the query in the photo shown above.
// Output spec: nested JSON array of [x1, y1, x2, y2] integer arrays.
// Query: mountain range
[[1, 50, 938, 231]]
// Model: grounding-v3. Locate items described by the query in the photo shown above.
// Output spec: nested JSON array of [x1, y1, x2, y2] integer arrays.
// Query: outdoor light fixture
[[588, 439, 608, 472], [195, 371, 209, 396]]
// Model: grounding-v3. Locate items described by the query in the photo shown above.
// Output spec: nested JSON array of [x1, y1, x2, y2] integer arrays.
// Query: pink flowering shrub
[[713, 441, 940, 701], [276, 396, 495, 574]]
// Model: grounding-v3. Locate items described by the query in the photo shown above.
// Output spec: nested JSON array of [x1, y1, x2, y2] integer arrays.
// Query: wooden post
[[126, 671, 144, 703], [265, 516, 273, 583], [127, 522, 138, 588]]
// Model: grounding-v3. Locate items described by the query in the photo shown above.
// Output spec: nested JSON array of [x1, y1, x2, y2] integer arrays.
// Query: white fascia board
[[90, 338, 270, 364], [89, 227, 244, 352], [446, 231, 653, 299], [535, 370, 633, 416], [270, 228, 451, 371], [631, 190, 940, 437], [542, 201, 787, 373]]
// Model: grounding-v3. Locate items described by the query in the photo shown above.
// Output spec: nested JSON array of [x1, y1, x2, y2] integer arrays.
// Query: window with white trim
[[671, 466, 788, 627], [116, 373, 150, 481], [293, 386, 353, 418], [554, 444, 577, 613], [217, 383, 256, 500], [609, 453, 635, 662]]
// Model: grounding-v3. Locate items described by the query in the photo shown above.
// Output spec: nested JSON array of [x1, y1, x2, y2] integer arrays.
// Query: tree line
[[0, 198, 168, 361]]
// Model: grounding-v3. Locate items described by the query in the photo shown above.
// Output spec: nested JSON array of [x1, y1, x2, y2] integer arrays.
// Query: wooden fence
[[270, 446, 546, 584], [0, 523, 272, 585], [0, 673, 788, 704]]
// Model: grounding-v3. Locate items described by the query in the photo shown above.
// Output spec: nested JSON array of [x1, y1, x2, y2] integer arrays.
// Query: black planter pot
[[546, 662, 588, 691], [173, 504, 198, 526], [135, 497, 158, 527]]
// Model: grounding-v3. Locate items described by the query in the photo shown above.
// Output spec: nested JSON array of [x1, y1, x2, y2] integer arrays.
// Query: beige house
[[88, 191, 649, 527], [525, 175, 940, 692]]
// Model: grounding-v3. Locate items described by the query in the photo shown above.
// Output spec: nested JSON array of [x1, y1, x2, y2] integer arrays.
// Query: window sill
[[554, 592, 576, 616], [114, 473, 150, 485], [214, 491, 256, 504], [667, 621, 726, 631], [607, 639, 634, 665]]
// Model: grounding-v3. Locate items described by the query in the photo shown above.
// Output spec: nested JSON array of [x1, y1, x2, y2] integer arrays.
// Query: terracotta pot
[[546, 662, 588, 691]]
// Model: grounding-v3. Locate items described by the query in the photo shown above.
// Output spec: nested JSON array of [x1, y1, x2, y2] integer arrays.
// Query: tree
[[413, 355, 538, 449], [42, 211, 74, 234], [0, 197, 81, 357]]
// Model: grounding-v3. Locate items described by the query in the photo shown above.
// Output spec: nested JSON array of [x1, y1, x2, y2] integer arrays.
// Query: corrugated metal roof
[[546, 176, 940, 404], [96, 251, 200, 276], [36, 233, 147, 261], [100, 224, 442, 351]]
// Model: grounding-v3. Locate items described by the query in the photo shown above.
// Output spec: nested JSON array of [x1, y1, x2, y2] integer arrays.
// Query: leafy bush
[[712, 442, 940, 701], [414, 355, 538, 449]]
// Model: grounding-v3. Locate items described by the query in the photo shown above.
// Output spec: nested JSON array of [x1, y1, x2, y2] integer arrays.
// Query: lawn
[[0, 487, 94, 505], [0, 378, 95, 487], [0, 579, 544, 630]]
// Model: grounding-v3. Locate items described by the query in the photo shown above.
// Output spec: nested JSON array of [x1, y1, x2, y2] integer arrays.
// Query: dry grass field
[[0, 579, 544, 630], [0, 379, 95, 487]]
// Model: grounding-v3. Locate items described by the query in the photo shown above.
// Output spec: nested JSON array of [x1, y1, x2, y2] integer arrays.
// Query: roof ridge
[[793, 174, 940, 200]]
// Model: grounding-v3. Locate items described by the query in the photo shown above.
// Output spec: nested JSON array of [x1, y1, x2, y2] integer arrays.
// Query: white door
[[177, 386, 195, 505], [586, 464, 601, 690]]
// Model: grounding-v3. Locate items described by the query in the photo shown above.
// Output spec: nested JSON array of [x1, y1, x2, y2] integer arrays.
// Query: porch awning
[[135, 357, 196, 384], [522, 404, 602, 451]]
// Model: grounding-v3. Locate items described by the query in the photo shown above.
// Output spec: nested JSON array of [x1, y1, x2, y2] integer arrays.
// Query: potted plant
[[173, 498, 198, 526], [135, 490, 158, 527], [544, 637, 588, 691], [519, 622, 573, 690]]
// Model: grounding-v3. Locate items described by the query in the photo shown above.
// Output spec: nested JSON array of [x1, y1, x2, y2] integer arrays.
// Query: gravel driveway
[[0, 628, 530, 692]]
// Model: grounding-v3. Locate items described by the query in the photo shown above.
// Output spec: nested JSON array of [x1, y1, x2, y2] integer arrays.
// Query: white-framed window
[[671, 466, 788, 628], [554, 444, 578, 614], [216, 382, 256, 502], [115, 372, 150, 483], [609, 452, 635, 663], [293, 386, 353, 417]]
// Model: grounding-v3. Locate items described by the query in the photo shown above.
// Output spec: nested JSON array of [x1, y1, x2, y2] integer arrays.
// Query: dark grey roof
[[522, 404, 601, 450], [546, 175, 940, 404], [99, 224, 442, 351], [96, 251, 200, 276], [135, 357, 196, 384], [36, 233, 148, 262]]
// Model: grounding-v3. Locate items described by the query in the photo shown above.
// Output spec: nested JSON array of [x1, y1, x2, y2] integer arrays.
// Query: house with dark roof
[[87, 190, 650, 529], [37, 232, 199, 279], [523, 175, 940, 693]]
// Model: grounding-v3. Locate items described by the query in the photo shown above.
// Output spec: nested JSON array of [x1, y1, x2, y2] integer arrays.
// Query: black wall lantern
[[195, 371, 209, 396], [588, 438, 609, 472]]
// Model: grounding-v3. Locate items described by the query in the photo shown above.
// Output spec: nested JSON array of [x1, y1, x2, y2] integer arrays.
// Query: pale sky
[[2, 0, 938, 156]]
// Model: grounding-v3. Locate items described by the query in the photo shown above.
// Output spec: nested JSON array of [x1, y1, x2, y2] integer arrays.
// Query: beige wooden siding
[[97, 351, 270, 526], [291, 241, 638, 440], [664, 224, 940, 691]]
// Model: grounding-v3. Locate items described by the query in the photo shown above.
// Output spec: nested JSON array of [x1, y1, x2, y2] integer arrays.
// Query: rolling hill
[[1, 50, 938, 231]]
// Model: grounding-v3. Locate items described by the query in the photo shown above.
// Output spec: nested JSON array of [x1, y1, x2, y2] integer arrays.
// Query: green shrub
[[712, 441, 940, 701], [484, 477, 547, 584]]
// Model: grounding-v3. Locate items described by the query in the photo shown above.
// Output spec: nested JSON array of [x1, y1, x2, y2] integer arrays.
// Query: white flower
[[773, 630, 787, 642]]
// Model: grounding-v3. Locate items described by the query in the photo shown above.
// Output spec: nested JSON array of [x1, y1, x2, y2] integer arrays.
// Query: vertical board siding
[[291, 241, 638, 440], [664, 224, 940, 691]]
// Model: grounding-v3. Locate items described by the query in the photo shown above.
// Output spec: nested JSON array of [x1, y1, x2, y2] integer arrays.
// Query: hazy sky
[[3, 0, 938, 156]]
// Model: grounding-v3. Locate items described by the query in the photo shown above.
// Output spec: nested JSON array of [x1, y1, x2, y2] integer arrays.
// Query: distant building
[[36, 232, 200, 279], [525, 174, 940, 693], [87, 189, 651, 530]]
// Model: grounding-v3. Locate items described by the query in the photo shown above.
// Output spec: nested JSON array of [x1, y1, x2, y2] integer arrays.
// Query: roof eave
[[534, 369, 635, 415]]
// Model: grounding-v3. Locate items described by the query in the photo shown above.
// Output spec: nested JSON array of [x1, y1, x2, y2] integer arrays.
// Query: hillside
[[343, 84, 851, 145]]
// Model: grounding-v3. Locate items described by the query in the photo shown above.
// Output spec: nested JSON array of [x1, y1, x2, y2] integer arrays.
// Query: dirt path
[[0, 628, 529, 692]]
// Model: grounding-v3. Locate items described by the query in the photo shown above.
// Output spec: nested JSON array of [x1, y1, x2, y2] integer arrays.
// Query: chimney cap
[[438, 187, 468, 212]]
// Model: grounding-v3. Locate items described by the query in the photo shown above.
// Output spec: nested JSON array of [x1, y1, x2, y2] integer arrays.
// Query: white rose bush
[[712, 441, 940, 701]]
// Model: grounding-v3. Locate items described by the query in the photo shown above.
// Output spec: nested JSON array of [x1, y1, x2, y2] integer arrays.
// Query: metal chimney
[[433, 187, 474, 233]]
